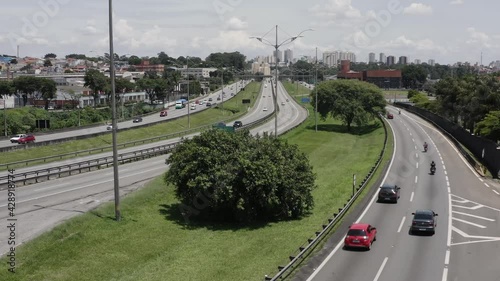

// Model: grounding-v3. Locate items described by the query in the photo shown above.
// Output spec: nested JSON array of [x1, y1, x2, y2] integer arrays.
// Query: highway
[[0, 80, 308, 256], [0, 80, 249, 149], [298, 107, 500, 281]]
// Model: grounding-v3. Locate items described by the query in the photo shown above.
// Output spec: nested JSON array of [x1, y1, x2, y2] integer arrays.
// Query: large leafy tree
[[0, 80, 15, 99], [402, 64, 427, 89], [44, 53, 57, 59], [84, 69, 107, 108], [39, 78, 57, 110], [165, 130, 316, 223], [13, 76, 42, 106], [475, 111, 500, 142], [136, 78, 157, 103], [313, 79, 386, 131]]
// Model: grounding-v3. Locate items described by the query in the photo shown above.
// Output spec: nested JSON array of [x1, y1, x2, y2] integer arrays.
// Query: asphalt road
[[0, 80, 250, 149], [301, 107, 500, 281], [0, 80, 308, 257]]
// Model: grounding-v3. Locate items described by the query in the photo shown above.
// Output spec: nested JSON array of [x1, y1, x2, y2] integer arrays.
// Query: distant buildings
[[178, 66, 217, 79], [134, 60, 164, 72], [284, 49, 293, 64], [337, 60, 402, 88], [251, 61, 271, 75], [398, 56, 408, 65], [414, 59, 421, 64], [386, 56, 395, 66], [323, 51, 356, 67], [369, 52, 376, 63], [428, 59, 435, 66], [379, 53, 386, 65]]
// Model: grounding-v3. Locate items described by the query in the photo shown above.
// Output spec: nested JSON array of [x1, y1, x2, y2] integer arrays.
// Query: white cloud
[[226, 17, 248, 31], [403, 3, 433, 15], [309, 0, 362, 24], [450, 0, 464, 5], [206, 31, 261, 52], [465, 27, 492, 47], [81, 25, 98, 35]]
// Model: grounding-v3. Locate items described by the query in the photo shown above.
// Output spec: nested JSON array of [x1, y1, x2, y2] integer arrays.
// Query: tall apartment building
[[273, 50, 283, 63], [428, 59, 435, 66], [380, 53, 386, 65], [323, 51, 356, 67], [398, 56, 408, 65], [369, 52, 376, 63], [414, 59, 421, 64], [251, 62, 271, 75], [284, 49, 293, 64], [386, 56, 395, 66]]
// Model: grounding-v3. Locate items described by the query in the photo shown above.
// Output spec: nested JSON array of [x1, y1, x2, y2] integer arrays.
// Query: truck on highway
[[175, 99, 187, 109]]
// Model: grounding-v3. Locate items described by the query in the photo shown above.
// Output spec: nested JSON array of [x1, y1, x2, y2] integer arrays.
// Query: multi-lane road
[[0, 80, 307, 256], [0, 80, 249, 149], [299, 107, 500, 281]]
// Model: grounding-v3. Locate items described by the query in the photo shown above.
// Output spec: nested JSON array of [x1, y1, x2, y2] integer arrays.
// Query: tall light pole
[[187, 56, 190, 128], [109, 0, 121, 221], [251, 25, 313, 137], [315, 47, 318, 132]]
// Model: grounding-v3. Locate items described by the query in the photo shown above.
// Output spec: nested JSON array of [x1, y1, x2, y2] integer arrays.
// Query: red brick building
[[337, 60, 402, 88], [135, 60, 165, 72]]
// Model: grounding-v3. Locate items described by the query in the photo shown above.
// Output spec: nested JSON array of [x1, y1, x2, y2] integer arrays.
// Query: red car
[[344, 223, 377, 250], [387, 113, 394, 119], [160, 110, 167, 117]]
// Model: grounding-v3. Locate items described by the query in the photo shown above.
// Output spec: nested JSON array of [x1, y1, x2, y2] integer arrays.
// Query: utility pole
[[109, 0, 121, 221], [187, 56, 190, 128], [315, 47, 318, 132]]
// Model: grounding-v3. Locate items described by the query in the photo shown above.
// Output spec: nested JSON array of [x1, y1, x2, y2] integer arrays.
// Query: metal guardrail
[[0, 143, 178, 188], [0, 108, 276, 189], [264, 115, 389, 281]]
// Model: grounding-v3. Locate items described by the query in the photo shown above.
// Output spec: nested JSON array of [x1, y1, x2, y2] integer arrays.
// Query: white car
[[263, 107, 268, 111], [190, 105, 196, 110], [281, 102, 285, 105]]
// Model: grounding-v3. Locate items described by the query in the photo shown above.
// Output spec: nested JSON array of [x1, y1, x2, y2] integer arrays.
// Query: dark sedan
[[133, 117, 143, 123], [377, 184, 401, 203], [410, 210, 438, 235]]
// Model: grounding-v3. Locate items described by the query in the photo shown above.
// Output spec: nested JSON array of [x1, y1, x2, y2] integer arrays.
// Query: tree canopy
[[313, 79, 386, 131], [84, 69, 107, 107], [165, 130, 316, 223]]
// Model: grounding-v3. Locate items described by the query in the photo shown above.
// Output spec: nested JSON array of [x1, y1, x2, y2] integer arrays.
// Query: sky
[[0, 0, 498, 65]]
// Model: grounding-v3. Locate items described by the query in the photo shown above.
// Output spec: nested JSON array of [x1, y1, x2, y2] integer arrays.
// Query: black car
[[206, 102, 212, 107], [233, 121, 243, 128], [377, 184, 400, 203], [133, 117, 143, 123], [410, 210, 438, 235]]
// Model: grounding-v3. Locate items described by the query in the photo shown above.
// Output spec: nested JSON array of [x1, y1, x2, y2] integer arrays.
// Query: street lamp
[[251, 25, 313, 137], [108, 0, 121, 221], [315, 47, 318, 132], [187, 56, 190, 128]]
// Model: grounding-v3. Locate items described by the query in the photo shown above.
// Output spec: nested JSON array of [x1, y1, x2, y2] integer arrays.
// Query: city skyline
[[0, 0, 498, 65]]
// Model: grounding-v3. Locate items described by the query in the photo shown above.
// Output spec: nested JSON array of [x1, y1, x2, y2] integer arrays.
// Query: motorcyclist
[[431, 160, 436, 168], [398, 109, 401, 115], [424, 142, 428, 151]]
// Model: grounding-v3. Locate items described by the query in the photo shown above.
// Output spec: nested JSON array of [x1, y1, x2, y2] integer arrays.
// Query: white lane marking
[[416, 153, 419, 158], [397, 216, 406, 233], [444, 250, 450, 265], [452, 211, 495, 221], [33, 183, 67, 192], [415, 176, 418, 184], [416, 162, 419, 169], [493, 190, 500, 195], [451, 226, 500, 241], [453, 205, 483, 210], [373, 257, 389, 281], [484, 183, 490, 188], [410, 191, 414, 202], [452, 194, 500, 212], [452, 217, 486, 228], [442, 268, 449, 281], [0, 166, 165, 208], [307, 115, 399, 281]]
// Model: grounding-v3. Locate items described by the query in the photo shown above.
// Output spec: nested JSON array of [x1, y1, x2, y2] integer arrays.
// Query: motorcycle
[[424, 144, 428, 152], [430, 165, 436, 175]]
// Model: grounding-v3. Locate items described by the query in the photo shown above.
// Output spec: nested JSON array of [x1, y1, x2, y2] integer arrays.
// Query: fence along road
[[0, 80, 250, 150], [0, 80, 307, 257]]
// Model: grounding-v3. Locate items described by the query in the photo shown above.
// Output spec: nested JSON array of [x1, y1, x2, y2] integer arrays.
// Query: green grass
[[0, 82, 261, 168], [0, 82, 390, 281]]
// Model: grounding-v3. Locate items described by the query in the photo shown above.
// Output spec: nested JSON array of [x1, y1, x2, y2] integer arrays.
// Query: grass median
[[0, 83, 389, 281], [0, 82, 261, 169]]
